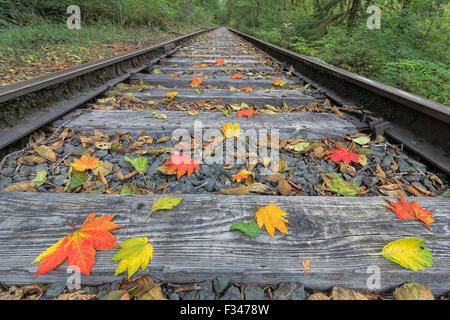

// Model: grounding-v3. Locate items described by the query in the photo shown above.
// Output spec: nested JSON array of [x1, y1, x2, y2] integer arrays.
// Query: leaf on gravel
[[236, 109, 260, 118], [124, 156, 147, 174], [33, 145, 57, 162], [383, 197, 434, 227], [121, 183, 140, 195], [404, 184, 436, 197], [112, 237, 154, 278], [339, 163, 357, 177], [272, 78, 287, 87], [70, 155, 99, 172], [260, 109, 278, 116], [378, 238, 433, 271], [32, 213, 123, 276], [322, 173, 362, 196], [17, 156, 47, 165], [248, 183, 276, 195], [160, 154, 200, 179], [393, 283, 434, 300], [308, 293, 331, 300], [375, 164, 386, 179], [65, 167, 88, 191], [233, 170, 254, 184], [145, 197, 183, 221], [218, 186, 249, 195], [324, 146, 359, 164], [230, 221, 261, 237], [134, 284, 167, 300], [254, 204, 291, 238], [1, 182, 37, 193], [378, 183, 407, 197], [331, 287, 368, 300], [94, 141, 111, 150], [32, 169, 47, 187], [100, 290, 130, 300], [92, 161, 113, 177], [353, 136, 371, 145], [426, 172, 443, 190]]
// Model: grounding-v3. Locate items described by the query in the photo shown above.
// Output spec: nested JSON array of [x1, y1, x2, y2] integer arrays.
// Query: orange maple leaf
[[70, 155, 99, 172], [32, 213, 123, 276], [169, 73, 180, 78], [215, 59, 225, 65], [383, 197, 434, 229], [254, 204, 291, 238], [233, 170, 254, 183], [240, 87, 253, 93], [237, 109, 261, 118], [190, 77, 204, 87], [324, 146, 360, 164], [162, 154, 200, 179], [231, 73, 243, 79], [166, 91, 179, 98], [272, 78, 287, 87]]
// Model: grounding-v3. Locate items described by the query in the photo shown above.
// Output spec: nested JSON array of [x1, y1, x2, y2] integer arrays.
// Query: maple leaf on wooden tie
[[383, 197, 434, 229], [324, 146, 360, 164], [215, 59, 225, 65], [240, 87, 253, 93], [272, 78, 287, 87], [221, 123, 241, 139], [254, 204, 291, 238], [32, 213, 123, 276], [190, 77, 204, 87], [237, 109, 261, 118], [231, 73, 243, 79], [162, 154, 200, 179], [166, 91, 179, 98], [70, 155, 99, 172]]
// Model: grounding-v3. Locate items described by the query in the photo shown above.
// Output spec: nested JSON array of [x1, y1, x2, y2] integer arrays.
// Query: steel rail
[[0, 28, 214, 151]]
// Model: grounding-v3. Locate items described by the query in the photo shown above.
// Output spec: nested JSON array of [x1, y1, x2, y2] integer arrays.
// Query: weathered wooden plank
[[115, 88, 323, 106], [54, 110, 358, 140], [0, 193, 448, 294], [132, 73, 295, 89]]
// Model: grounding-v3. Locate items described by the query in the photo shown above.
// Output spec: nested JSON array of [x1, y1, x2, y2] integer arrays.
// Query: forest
[[0, 0, 448, 104]]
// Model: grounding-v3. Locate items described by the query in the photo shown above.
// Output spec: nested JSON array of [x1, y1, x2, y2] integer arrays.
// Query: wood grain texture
[[0, 193, 448, 294], [54, 110, 358, 140]]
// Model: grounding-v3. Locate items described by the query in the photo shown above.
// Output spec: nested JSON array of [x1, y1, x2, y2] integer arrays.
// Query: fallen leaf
[[145, 197, 183, 221], [301, 259, 310, 274], [308, 293, 331, 300], [254, 204, 291, 238], [160, 154, 200, 179], [32, 169, 47, 187], [331, 287, 368, 300], [120, 183, 140, 195], [375, 238, 433, 271], [33, 145, 57, 162], [70, 155, 99, 172], [17, 156, 47, 165], [233, 170, 254, 184], [324, 146, 360, 165], [426, 172, 443, 190], [383, 197, 434, 228], [236, 109, 260, 118], [353, 136, 371, 145], [230, 221, 261, 237], [393, 283, 434, 300], [124, 156, 148, 174], [92, 161, 113, 177], [32, 213, 123, 276], [112, 237, 154, 278], [100, 290, 130, 300], [272, 78, 287, 87]]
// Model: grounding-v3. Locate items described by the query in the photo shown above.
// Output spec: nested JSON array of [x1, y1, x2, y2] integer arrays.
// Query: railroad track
[[0, 27, 448, 299]]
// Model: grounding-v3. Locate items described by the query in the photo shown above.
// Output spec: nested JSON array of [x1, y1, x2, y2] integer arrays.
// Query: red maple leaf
[[383, 197, 434, 229], [32, 213, 123, 276], [237, 109, 261, 118], [163, 154, 200, 179], [231, 73, 243, 79], [324, 146, 360, 164], [215, 59, 225, 65]]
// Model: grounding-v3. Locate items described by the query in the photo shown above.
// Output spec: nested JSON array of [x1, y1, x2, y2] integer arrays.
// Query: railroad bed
[[0, 28, 449, 298]]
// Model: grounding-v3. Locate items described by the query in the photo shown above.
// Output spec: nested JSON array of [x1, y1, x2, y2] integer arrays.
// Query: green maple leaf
[[111, 237, 154, 279], [144, 197, 183, 221], [230, 221, 261, 237], [124, 156, 147, 174]]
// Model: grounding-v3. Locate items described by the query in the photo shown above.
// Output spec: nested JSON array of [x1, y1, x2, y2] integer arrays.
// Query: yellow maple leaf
[[233, 170, 254, 183], [254, 204, 291, 237], [166, 91, 179, 98], [111, 237, 154, 278], [221, 123, 241, 139]]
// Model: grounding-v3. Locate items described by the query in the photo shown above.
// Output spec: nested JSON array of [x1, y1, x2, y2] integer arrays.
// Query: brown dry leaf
[[378, 183, 407, 197], [265, 173, 285, 184], [119, 275, 154, 291], [426, 172, 443, 190], [310, 146, 325, 159], [405, 184, 436, 197], [17, 156, 47, 165], [391, 160, 399, 172], [28, 131, 46, 146], [308, 293, 331, 300], [277, 179, 297, 196], [52, 290, 96, 300], [375, 164, 386, 179], [138, 136, 154, 145], [301, 259, 310, 274], [331, 287, 368, 300], [115, 167, 138, 181], [340, 163, 357, 177], [331, 107, 345, 118], [248, 183, 276, 195], [33, 145, 57, 162], [136, 284, 167, 301], [155, 136, 171, 144], [218, 186, 249, 195], [0, 286, 24, 300], [1, 182, 37, 193]]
